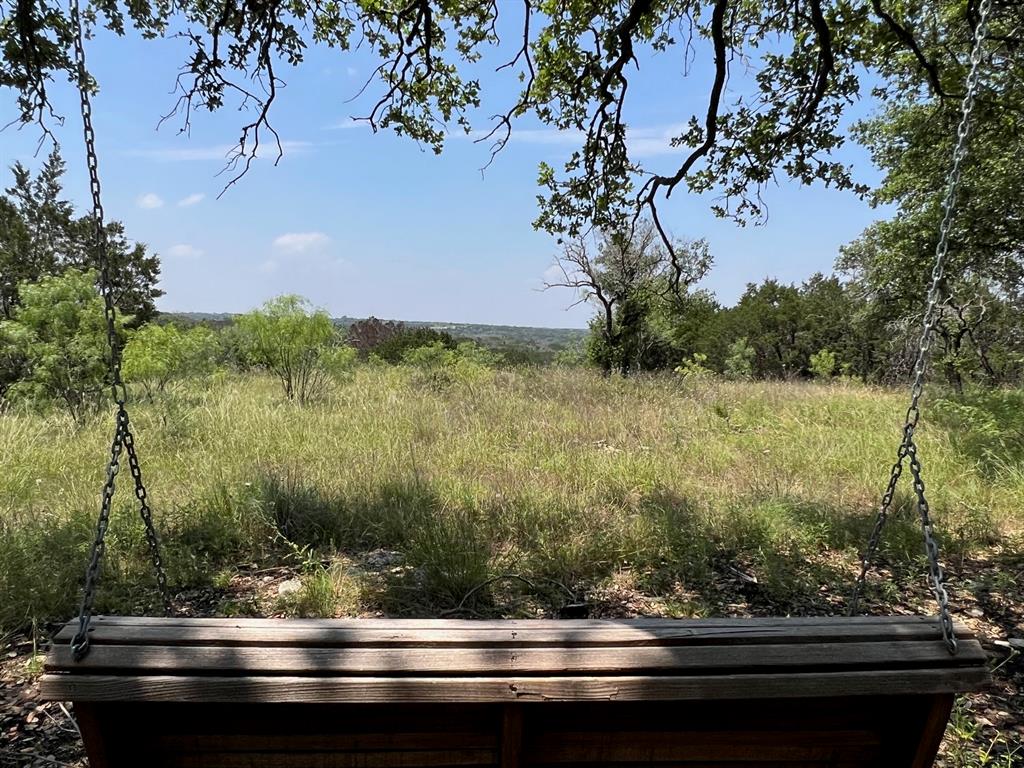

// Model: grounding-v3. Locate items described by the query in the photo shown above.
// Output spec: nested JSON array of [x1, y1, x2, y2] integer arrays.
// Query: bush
[[403, 341, 498, 388], [122, 322, 219, 398], [234, 295, 355, 403], [0, 269, 118, 420], [724, 337, 755, 380], [374, 327, 456, 363], [452, 342, 501, 385], [553, 342, 588, 367], [403, 342, 457, 389], [453, 340, 501, 367], [809, 348, 837, 379], [346, 317, 404, 355], [488, 343, 548, 366], [320, 345, 359, 380], [674, 352, 715, 381], [402, 341, 455, 368]]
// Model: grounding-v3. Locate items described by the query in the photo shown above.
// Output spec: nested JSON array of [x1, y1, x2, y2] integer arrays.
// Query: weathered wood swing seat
[[42, 614, 989, 768]]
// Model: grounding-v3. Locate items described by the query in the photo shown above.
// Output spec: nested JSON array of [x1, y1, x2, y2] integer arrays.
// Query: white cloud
[[177, 193, 205, 207], [258, 260, 279, 275], [136, 192, 164, 209], [346, 67, 359, 78], [627, 124, 687, 158], [123, 140, 314, 162], [166, 244, 203, 259], [466, 123, 686, 158], [324, 118, 366, 131], [272, 232, 330, 253]]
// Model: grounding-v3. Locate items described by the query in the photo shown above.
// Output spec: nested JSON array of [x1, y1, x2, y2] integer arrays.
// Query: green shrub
[[373, 327, 456, 363], [809, 348, 837, 379], [403, 341, 498, 388], [321, 345, 359, 380], [122, 322, 219, 398], [0, 269, 118, 420], [674, 352, 715, 381], [724, 337, 755, 380], [403, 342, 457, 389], [553, 342, 588, 367], [402, 342, 454, 367], [489, 343, 548, 366], [234, 295, 354, 403], [453, 341, 501, 367]]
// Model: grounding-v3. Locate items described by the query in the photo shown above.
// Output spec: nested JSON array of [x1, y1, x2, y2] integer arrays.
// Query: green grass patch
[[1, 369, 1021, 633]]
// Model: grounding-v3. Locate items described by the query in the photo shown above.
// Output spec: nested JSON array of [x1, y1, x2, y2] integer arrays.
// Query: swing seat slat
[[42, 615, 989, 767]]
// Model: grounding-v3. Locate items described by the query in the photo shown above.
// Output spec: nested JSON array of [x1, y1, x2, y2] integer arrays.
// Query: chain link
[[851, 0, 993, 655], [68, 0, 170, 662]]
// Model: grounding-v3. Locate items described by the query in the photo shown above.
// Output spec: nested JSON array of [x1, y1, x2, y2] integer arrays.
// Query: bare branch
[[773, 0, 835, 146], [6, 0, 65, 142], [160, 0, 289, 195], [636, 0, 728, 291], [477, 0, 534, 167]]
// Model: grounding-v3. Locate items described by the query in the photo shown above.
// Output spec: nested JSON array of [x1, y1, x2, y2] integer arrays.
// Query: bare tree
[[347, 316, 404, 355], [546, 236, 618, 374], [545, 219, 711, 374]]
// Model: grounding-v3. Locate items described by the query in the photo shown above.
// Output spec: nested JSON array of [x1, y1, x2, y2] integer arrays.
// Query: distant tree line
[[345, 317, 559, 366], [552, 221, 1023, 388]]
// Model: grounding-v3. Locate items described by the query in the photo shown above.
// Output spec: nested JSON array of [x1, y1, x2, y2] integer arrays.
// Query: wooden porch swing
[[41, 0, 994, 765], [44, 615, 988, 768]]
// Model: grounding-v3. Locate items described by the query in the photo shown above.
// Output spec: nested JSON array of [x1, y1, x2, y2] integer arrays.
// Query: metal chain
[[70, 414, 125, 661], [122, 420, 171, 611], [905, 440, 957, 648], [68, 0, 170, 662], [851, 0, 993, 655]]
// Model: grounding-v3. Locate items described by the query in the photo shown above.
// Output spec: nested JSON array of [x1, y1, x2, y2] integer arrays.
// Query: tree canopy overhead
[[2, 0, 1019, 253]]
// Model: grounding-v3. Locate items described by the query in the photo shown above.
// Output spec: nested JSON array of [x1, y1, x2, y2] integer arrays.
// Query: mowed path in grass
[[1, 367, 1021, 630]]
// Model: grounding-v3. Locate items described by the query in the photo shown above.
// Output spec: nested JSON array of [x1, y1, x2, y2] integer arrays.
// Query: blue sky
[[0, 18, 889, 328]]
